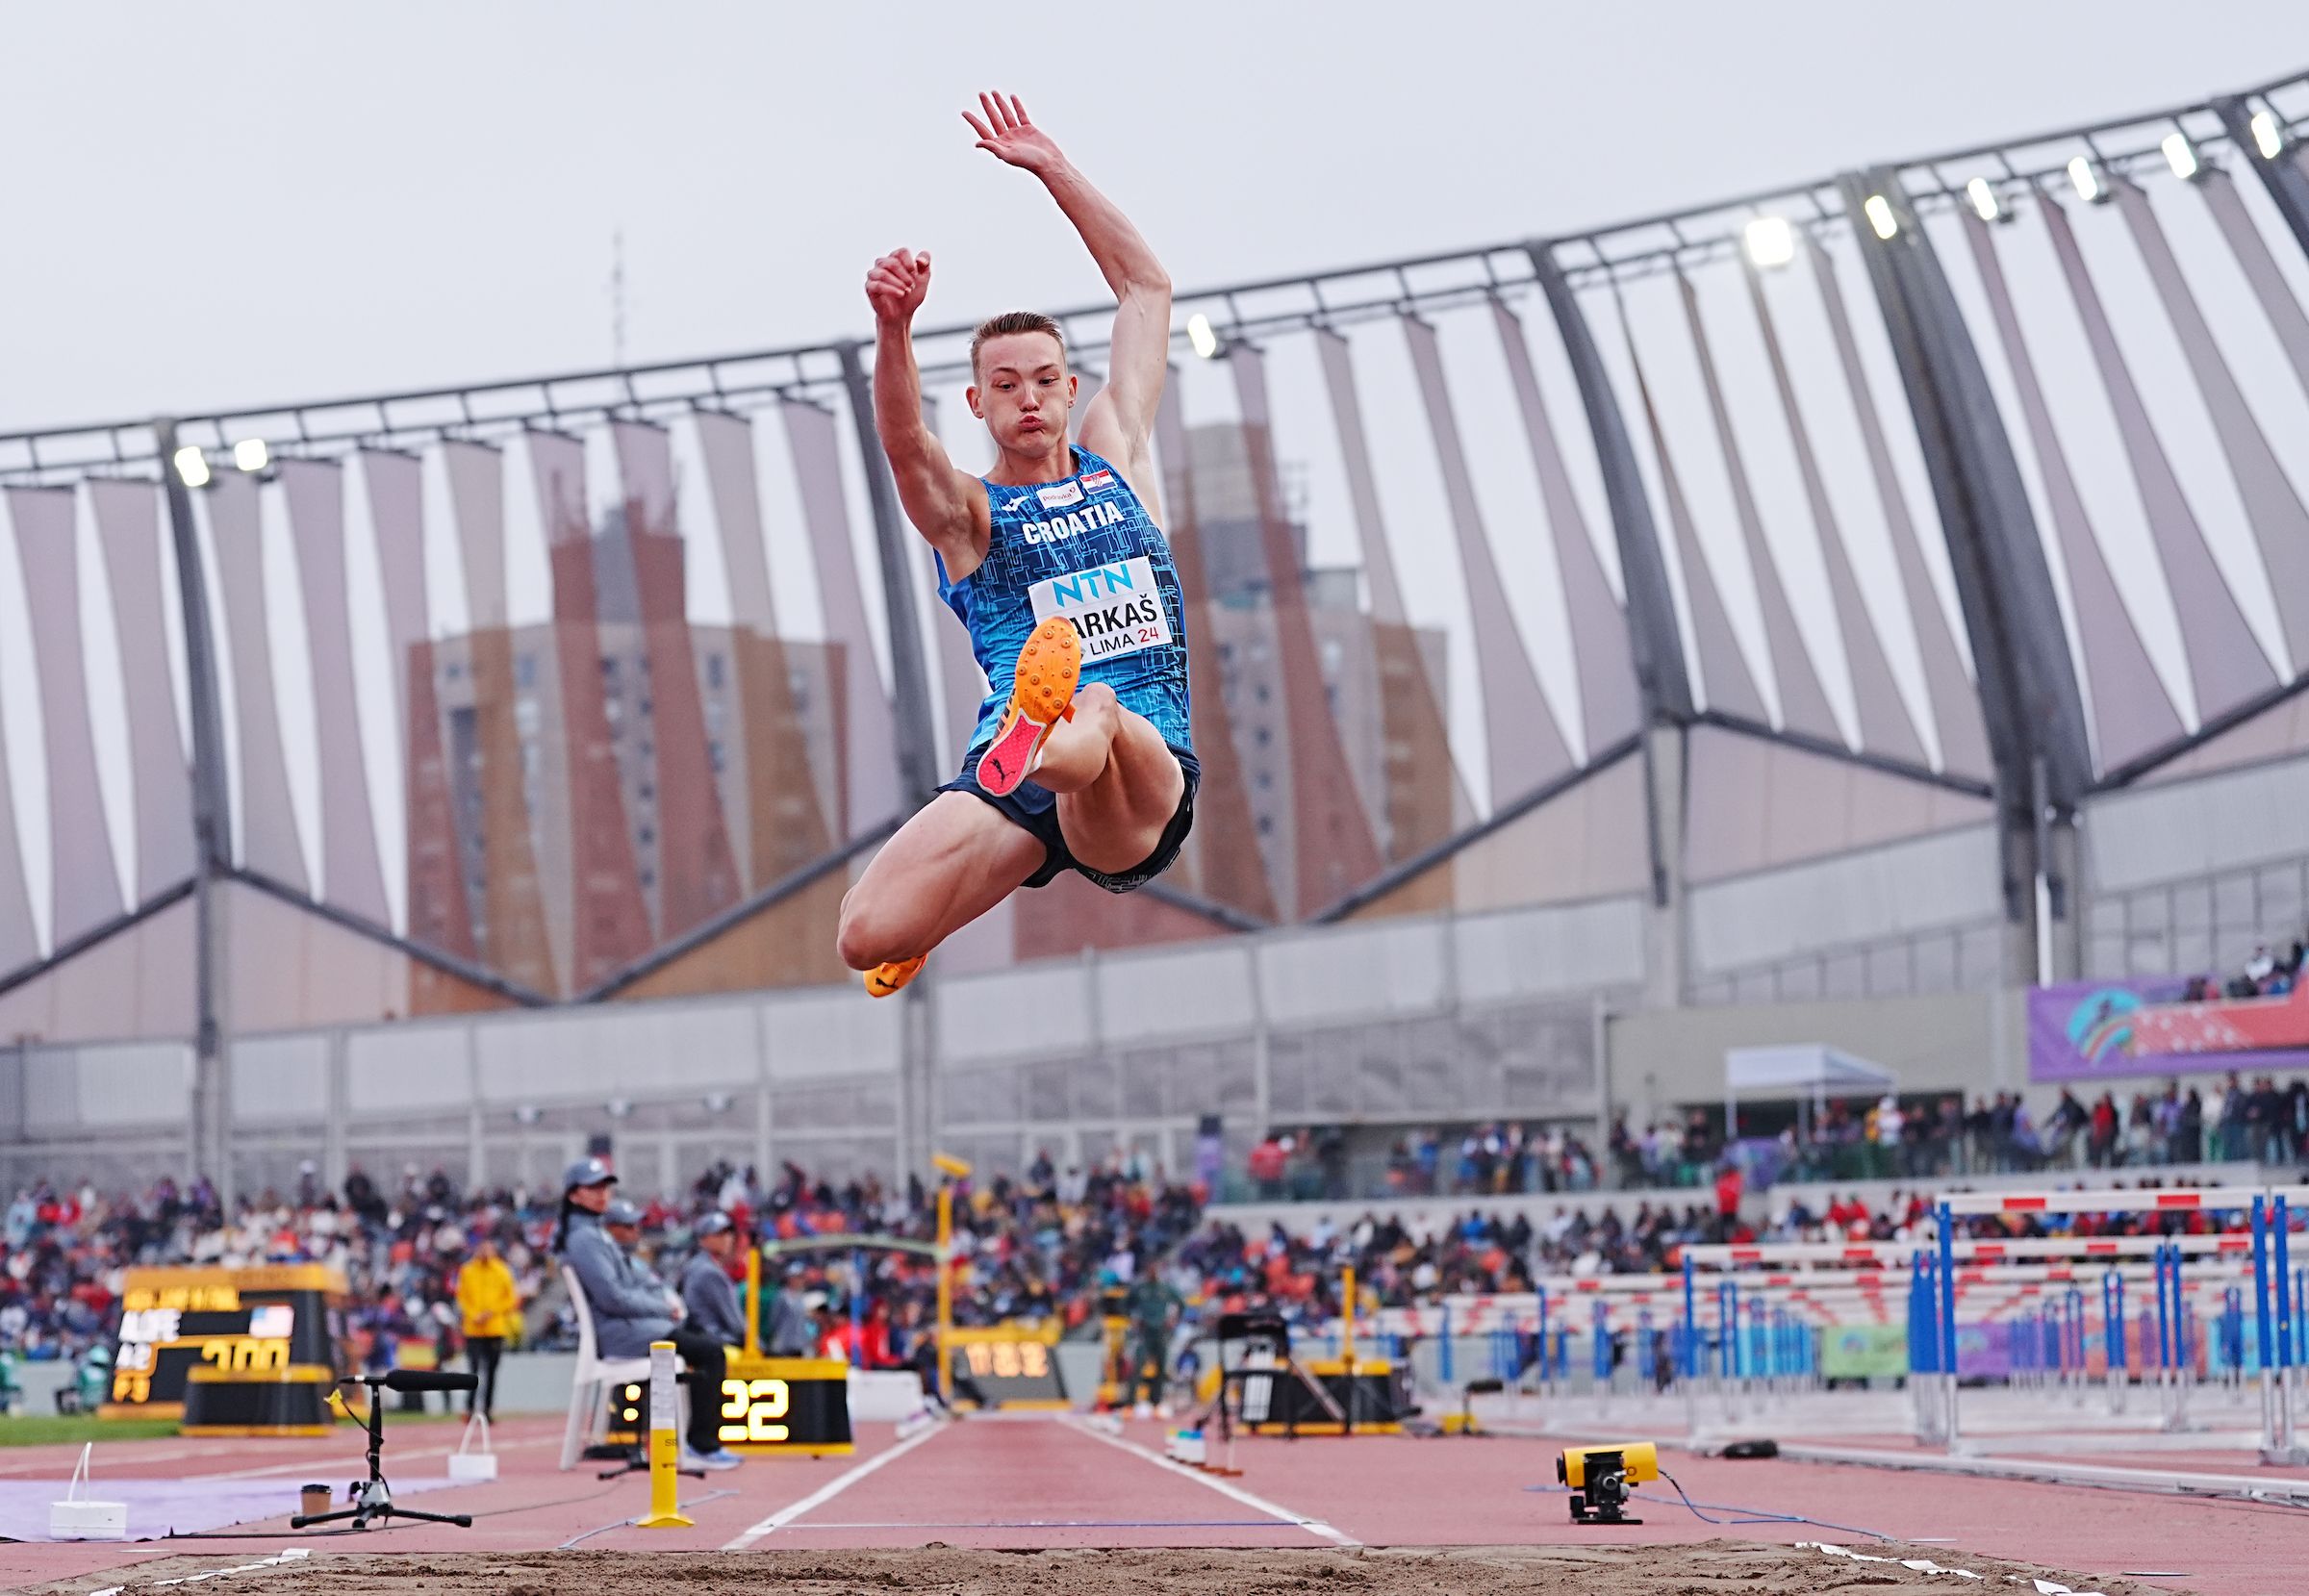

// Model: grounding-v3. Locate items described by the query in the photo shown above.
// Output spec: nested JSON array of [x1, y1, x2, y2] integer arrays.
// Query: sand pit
[[20, 1542, 2172, 1595]]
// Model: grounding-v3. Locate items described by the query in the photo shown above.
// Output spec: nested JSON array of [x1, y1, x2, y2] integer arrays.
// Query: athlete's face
[[969, 332, 1075, 457]]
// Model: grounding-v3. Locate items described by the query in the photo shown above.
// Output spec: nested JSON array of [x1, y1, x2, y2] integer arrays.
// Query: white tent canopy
[[1725, 1044, 1896, 1138]]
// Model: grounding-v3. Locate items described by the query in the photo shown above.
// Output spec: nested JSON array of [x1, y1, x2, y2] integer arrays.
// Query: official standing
[[453, 1235, 518, 1420]]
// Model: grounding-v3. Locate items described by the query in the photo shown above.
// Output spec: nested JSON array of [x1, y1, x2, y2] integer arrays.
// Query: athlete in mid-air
[[838, 90, 1195, 997]]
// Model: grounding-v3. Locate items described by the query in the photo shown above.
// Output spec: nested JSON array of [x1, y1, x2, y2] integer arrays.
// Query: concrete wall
[[2082, 751, 2309, 980], [1603, 987, 2024, 1128], [0, 895, 1644, 1198], [1685, 823, 2007, 1006], [6, 750, 2302, 1199]]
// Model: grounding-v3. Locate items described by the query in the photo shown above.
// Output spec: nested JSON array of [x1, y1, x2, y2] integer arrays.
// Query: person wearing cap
[[680, 1213, 748, 1349], [603, 1198, 681, 1319], [764, 1260, 818, 1357], [553, 1157, 739, 1472]]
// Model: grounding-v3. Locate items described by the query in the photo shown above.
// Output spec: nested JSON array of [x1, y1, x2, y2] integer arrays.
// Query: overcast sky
[[5, 1, 2306, 430]]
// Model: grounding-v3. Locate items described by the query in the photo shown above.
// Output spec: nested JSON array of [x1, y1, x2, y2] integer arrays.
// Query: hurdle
[[1421, 1245, 2252, 1436], [1932, 1185, 2309, 1460], [1679, 1242, 1921, 1424], [1682, 1231, 2268, 1442]]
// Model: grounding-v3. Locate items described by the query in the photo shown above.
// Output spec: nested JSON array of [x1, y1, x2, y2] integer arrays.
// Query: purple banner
[[2029, 975, 2309, 1083], [1953, 1323, 2012, 1381]]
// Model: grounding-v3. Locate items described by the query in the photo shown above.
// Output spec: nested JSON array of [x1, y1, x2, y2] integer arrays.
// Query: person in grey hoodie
[[552, 1158, 740, 1471], [764, 1262, 821, 1357], [680, 1212, 749, 1349]]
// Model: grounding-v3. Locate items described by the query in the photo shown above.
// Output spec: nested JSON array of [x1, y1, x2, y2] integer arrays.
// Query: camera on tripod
[[292, 1369, 481, 1533]]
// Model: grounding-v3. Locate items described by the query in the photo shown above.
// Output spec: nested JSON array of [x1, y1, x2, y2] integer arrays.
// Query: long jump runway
[[8, 1412, 2306, 1593]]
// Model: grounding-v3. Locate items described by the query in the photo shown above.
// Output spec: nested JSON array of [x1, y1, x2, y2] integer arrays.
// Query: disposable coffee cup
[[300, 1483, 331, 1517]]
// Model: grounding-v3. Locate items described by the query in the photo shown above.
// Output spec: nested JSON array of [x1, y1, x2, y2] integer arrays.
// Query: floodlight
[[1863, 194, 1898, 241], [1185, 312, 1218, 360], [1742, 215, 1795, 268], [2251, 111, 2285, 161], [1966, 178, 2002, 222], [233, 438, 269, 473], [2068, 157, 2105, 204], [2162, 133, 2199, 182], [172, 446, 211, 489]]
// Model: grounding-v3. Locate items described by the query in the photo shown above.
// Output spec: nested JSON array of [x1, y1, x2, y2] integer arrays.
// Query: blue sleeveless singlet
[[936, 445, 1194, 760]]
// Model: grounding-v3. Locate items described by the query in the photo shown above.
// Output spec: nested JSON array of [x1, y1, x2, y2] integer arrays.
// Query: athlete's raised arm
[[866, 247, 986, 569], [965, 92, 1171, 472]]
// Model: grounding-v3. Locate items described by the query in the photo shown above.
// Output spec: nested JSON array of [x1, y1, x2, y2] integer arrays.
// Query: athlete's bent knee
[[1074, 682, 1121, 734], [835, 887, 915, 972]]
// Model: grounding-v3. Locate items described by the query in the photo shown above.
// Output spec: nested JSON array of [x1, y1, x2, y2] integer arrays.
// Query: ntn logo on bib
[[1028, 558, 1172, 664]]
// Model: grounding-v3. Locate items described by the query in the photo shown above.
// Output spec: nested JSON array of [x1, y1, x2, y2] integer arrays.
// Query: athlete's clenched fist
[[865, 248, 931, 325]]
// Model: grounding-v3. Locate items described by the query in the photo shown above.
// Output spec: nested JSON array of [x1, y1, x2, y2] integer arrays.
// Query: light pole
[[156, 421, 236, 1209]]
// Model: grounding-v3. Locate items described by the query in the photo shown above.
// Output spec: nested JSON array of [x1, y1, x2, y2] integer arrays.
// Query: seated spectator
[[554, 1159, 739, 1474], [679, 1213, 747, 1350]]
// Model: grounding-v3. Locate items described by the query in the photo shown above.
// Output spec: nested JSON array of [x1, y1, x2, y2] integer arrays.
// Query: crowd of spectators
[[1744, 1074, 2309, 1183], [0, 1150, 1206, 1379], [0, 1117, 2300, 1381], [1168, 1175, 2271, 1329], [1244, 1125, 1605, 1204], [1242, 1073, 2309, 1208], [2186, 937, 2305, 1002], [0, 1165, 561, 1372], [719, 1150, 1205, 1371]]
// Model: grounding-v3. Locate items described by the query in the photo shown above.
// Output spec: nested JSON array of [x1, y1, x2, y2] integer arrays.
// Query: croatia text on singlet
[[936, 445, 1194, 758]]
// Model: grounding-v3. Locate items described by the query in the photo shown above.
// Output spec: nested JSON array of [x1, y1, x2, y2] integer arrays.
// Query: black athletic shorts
[[940, 744, 1201, 894]]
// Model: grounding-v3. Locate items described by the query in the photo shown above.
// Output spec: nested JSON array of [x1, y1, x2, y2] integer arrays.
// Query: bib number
[[1028, 557, 1172, 664]]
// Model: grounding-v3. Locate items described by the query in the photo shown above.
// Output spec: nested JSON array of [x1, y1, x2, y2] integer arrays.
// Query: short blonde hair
[[970, 311, 1065, 379]]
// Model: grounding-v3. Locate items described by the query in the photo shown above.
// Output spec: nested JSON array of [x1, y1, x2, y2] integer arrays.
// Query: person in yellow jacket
[[454, 1235, 520, 1421]]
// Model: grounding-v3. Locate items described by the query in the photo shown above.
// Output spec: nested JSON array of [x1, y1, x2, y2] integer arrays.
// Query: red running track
[[5, 1414, 2308, 1594]]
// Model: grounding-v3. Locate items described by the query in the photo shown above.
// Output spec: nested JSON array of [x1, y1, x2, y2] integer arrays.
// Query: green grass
[[0, 1414, 181, 1446], [0, 1401, 481, 1446]]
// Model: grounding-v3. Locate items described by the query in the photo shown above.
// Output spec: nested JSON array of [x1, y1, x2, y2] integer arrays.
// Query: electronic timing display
[[947, 1325, 1068, 1409], [105, 1264, 347, 1434]]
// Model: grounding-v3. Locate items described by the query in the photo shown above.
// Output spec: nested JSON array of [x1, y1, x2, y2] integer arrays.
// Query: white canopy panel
[[1726, 1043, 1894, 1096]]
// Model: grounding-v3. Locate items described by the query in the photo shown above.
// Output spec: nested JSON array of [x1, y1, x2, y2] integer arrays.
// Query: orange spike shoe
[[976, 617, 1080, 798], [863, 954, 926, 999]]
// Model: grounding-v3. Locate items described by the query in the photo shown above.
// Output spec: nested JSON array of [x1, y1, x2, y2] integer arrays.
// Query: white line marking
[[198, 1436, 553, 1481], [91, 1547, 312, 1591], [1060, 1418, 1358, 1547], [720, 1421, 947, 1550], [0, 1431, 560, 1481]]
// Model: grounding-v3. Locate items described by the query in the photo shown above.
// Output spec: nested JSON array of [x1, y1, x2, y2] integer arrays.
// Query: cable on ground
[[1524, 1475, 1895, 1541]]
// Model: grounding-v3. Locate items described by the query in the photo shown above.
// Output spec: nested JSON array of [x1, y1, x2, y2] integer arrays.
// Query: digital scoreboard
[[715, 1355, 853, 1456], [947, 1324, 1069, 1409], [104, 1264, 347, 1435]]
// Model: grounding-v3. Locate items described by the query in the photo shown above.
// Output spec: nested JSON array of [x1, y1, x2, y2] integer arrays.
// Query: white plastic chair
[[557, 1262, 653, 1471]]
